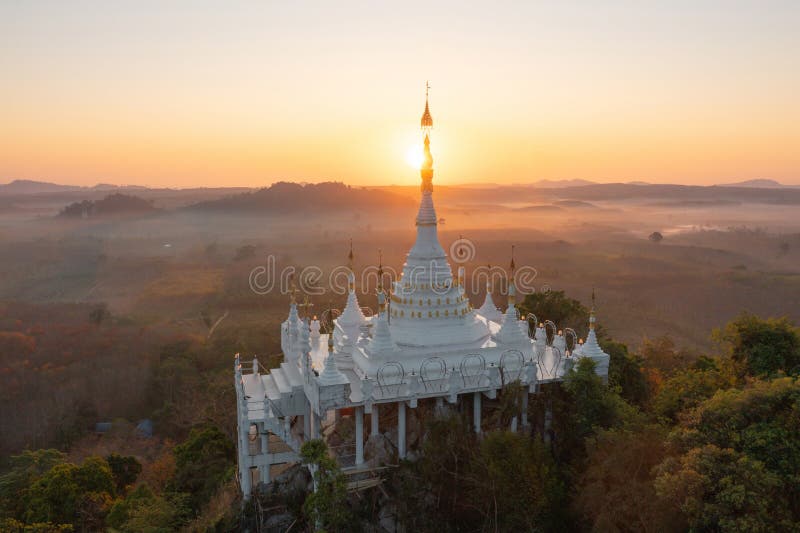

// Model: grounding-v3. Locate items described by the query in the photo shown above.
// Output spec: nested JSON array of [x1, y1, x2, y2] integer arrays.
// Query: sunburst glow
[[405, 144, 424, 169]]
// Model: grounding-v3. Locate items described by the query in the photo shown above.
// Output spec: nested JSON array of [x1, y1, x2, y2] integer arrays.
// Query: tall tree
[[655, 445, 789, 532], [300, 439, 352, 531], [716, 313, 800, 378], [171, 425, 235, 512], [575, 426, 676, 533]]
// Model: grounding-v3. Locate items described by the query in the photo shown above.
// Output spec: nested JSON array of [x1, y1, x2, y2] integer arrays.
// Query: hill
[[547, 183, 800, 204], [59, 193, 159, 218], [717, 179, 795, 188], [0, 179, 84, 195], [187, 181, 414, 213]]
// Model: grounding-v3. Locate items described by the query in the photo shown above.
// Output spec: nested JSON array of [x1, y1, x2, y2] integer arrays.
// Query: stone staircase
[[258, 361, 306, 453]]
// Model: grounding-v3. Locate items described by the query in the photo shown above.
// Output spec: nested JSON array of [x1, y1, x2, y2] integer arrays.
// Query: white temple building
[[234, 92, 609, 499]]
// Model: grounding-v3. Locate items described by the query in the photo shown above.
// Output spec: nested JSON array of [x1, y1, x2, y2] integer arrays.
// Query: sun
[[405, 144, 424, 169]]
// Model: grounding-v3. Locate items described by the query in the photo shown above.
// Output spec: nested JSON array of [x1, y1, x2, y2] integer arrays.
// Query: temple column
[[355, 406, 364, 466], [473, 392, 482, 434], [370, 404, 379, 437], [308, 403, 318, 439], [435, 396, 444, 416], [238, 426, 252, 500], [258, 464, 270, 485], [304, 412, 311, 440], [398, 401, 406, 459], [258, 424, 270, 485], [261, 424, 269, 454], [241, 462, 252, 500]]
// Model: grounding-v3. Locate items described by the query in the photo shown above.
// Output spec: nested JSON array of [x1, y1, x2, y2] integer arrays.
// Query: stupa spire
[[319, 321, 348, 386], [508, 245, 517, 307], [581, 288, 607, 362], [416, 84, 437, 225], [347, 238, 355, 272], [421, 81, 433, 130], [339, 243, 366, 328], [477, 267, 502, 323]]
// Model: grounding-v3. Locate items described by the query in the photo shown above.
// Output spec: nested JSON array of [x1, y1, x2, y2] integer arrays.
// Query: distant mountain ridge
[[547, 183, 800, 204], [0, 179, 152, 195], [0, 179, 84, 194], [528, 179, 597, 188], [716, 179, 795, 188]]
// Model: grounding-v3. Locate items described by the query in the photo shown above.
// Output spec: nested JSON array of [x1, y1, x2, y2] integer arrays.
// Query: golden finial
[[589, 288, 597, 330], [419, 83, 434, 192], [299, 295, 313, 318], [347, 238, 354, 271], [421, 81, 433, 130], [289, 275, 298, 304], [326, 299, 334, 335], [376, 249, 386, 313], [508, 246, 517, 306]]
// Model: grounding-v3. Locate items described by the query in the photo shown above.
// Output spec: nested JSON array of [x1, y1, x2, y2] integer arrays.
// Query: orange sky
[[1, 1, 798, 187]]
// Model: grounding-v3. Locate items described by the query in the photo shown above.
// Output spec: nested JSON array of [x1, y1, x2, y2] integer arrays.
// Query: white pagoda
[[234, 91, 609, 499]]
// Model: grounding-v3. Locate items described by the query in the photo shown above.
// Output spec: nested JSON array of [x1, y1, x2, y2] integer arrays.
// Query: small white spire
[[318, 330, 348, 386], [339, 272, 366, 327], [477, 279, 502, 322], [496, 300, 528, 346], [366, 308, 397, 356], [581, 291, 607, 360]]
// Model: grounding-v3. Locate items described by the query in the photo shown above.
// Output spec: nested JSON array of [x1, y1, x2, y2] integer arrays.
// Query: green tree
[[74, 456, 115, 496], [603, 339, 649, 406], [24, 463, 81, 526], [0, 518, 73, 532], [393, 412, 476, 530], [655, 445, 790, 532], [105, 454, 142, 493], [670, 377, 800, 519], [716, 313, 800, 378], [652, 367, 732, 421], [562, 358, 637, 440], [23, 456, 115, 529], [107, 484, 156, 529], [0, 449, 66, 519], [467, 431, 563, 532], [575, 426, 676, 533], [300, 439, 352, 532], [538, 358, 640, 472], [518, 290, 590, 334], [171, 425, 235, 512], [112, 488, 192, 533]]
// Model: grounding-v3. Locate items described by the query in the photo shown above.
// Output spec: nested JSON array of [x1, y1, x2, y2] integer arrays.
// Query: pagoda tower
[[386, 85, 490, 349]]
